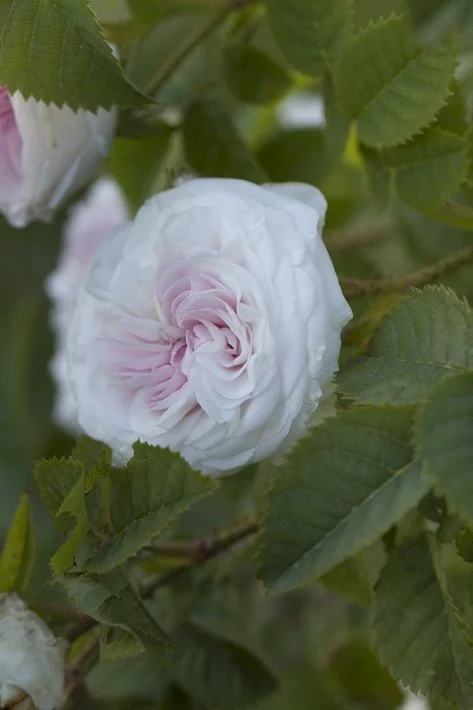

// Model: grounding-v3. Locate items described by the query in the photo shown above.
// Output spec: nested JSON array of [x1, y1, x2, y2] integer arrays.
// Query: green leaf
[[51, 473, 90, 575], [100, 626, 145, 661], [335, 16, 458, 147], [34, 457, 84, 521], [170, 623, 277, 709], [63, 569, 171, 648], [72, 436, 111, 474], [109, 129, 174, 213], [371, 535, 473, 708], [258, 129, 330, 186], [0, 494, 35, 593], [84, 444, 218, 572], [383, 128, 469, 209], [258, 407, 428, 592], [223, 44, 291, 105], [417, 372, 473, 519], [183, 97, 267, 182], [435, 81, 468, 136], [321, 554, 372, 606], [265, 0, 352, 77], [329, 640, 403, 710], [339, 286, 473, 405], [456, 527, 473, 563], [0, 0, 148, 110]]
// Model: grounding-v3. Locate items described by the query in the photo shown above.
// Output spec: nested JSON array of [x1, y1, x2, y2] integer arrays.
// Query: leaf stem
[[139, 521, 259, 598], [340, 244, 473, 299], [144, 0, 248, 96]]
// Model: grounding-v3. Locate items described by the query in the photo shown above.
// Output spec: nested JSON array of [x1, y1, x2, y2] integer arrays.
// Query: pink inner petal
[[105, 259, 256, 420], [0, 87, 22, 190]]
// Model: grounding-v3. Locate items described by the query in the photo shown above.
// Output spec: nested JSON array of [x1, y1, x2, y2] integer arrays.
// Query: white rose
[[68, 179, 352, 476], [0, 86, 116, 228], [0, 594, 67, 710], [46, 177, 129, 433]]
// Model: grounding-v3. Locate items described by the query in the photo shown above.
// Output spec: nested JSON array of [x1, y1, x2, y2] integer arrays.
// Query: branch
[[145, 0, 251, 96], [139, 521, 259, 598], [340, 244, 473, 299], [326, 217, 394, 252]]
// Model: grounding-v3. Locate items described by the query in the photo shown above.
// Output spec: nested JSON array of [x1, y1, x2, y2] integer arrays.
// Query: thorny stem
[[340, 243, 473, 299], [139, 521, 259, 598], [144, 0, 251, 96]]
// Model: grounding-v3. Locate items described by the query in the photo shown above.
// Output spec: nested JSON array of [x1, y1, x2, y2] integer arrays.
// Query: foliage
[[3, 0, 473, 709]]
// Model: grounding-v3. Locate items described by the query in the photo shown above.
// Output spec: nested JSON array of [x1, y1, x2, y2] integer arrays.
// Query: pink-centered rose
[[68, 179, 352, 476], [46, 177, 129, 433], [0, 86, 116, 228]]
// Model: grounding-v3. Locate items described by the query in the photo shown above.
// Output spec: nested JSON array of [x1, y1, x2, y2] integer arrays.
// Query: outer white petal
[[3, 94, 116, 228], [0, 594, 67, 710]]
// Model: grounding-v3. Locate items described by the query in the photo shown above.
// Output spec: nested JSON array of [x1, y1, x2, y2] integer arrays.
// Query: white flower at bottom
[[46, 177, 129, 433], [68, 179, 352, 476], [0, 594, 67, 710]]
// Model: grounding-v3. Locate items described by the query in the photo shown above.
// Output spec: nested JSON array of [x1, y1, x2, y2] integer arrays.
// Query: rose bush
[[0, 87, 116, 228], [46, 177, 128, 433], [0, 594, 67, 710], [67, 178, 352, 475]]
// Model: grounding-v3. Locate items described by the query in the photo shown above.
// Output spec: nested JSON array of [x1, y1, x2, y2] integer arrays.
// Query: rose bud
[[0, 594, 67, 710], [0, 86, 116, 228], [68, 179, 352, 476], [46, 177, 129, 433]]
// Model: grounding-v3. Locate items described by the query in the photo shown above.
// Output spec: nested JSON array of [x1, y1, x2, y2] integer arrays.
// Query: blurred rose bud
[[0, 594, 67, 710], [46, 177, 129, 433], [278, 91, 325, 128], [0, 86, 116, 228]]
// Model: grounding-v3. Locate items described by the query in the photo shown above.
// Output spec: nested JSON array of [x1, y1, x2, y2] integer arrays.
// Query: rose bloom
[[68, 179, 352, 476], [46, 177, 129, 433], [0, 594, 67, 710], [0, 86, 116, 228]]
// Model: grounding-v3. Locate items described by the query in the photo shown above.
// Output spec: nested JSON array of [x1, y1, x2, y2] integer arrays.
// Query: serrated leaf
[[258, 407, 428, 592], [0, 0, 148, 110], [339, 286, 473, 405], [383, 128, 469, 209], [34, 457, 84, 521], [63, 569, 171, 648], [72, 436, 111, 473], [435, 81, 468, 136], [335, 16, 458, 147], [183, 96, 267, 182], [417, 372, 473, 519], [265, 0, 352, 77], [371, 536, 473, 708], [84, 444, 218, 572], [224, 44, 290, 105], [0, 494, 35, 593], [170, 623, 277, 709]]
